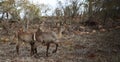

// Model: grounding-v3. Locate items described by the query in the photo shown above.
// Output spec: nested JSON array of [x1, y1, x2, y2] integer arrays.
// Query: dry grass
[[0, 19, 120, 62], [0, 23, 120, 62]]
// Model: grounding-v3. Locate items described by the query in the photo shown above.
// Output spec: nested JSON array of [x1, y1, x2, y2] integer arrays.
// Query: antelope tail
[[33, 33, 36, 41]]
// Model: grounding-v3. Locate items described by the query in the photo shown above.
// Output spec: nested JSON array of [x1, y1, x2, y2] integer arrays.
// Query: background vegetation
[[0, 0, 120, 62]]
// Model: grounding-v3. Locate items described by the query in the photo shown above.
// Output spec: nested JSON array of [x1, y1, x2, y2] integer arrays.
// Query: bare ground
[[0, 29, 120, 62]]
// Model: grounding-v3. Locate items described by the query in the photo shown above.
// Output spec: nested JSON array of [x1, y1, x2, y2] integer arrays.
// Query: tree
[[17, 0, 41, 30], [84, 0, 120, 26], [0, 0, 16, 20], [0, 0, 42, 31]]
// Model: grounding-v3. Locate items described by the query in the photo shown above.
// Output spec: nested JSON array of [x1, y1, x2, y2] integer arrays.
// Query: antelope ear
[[37, 27, 42, 32], [39, 27, 43, 31], [19, 28, 23, 31], [60, 26, 65, 31], [62, 26, 65, 30]]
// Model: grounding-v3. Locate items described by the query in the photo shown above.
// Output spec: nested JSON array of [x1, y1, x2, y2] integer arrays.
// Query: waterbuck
[[15, 24, 65, 57], [33, 26, 65, 56], [15, 28, 37, 56]]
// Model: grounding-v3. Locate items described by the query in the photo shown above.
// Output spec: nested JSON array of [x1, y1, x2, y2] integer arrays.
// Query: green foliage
[[15, 0, 41, 20], [55, 0, 81, 17], [84, 0, 120, 20], [0, 0, 41, 21]]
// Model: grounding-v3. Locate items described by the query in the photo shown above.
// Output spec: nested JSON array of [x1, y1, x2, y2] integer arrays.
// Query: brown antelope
[[15, 23, 65, 57], [33, 25, 65, 56], [15, 28, 37, 56]]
